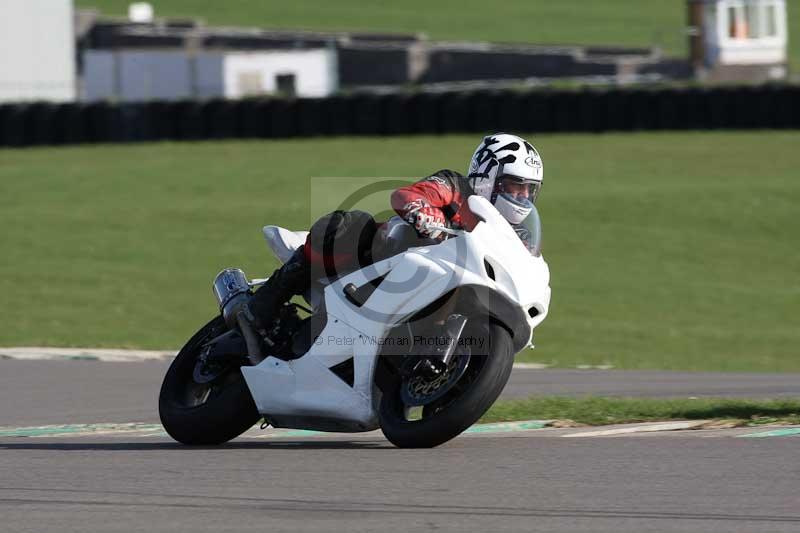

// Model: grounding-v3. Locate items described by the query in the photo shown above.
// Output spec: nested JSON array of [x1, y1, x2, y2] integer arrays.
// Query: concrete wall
[[0, 0, 76, 102], [83, 51, 226, 102], [82, 49, 337, 102], [337, 47, 409, 86], [420, 50, 617, 83]]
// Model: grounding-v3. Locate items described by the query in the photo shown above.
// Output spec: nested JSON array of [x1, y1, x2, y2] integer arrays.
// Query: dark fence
[[1, 86, 799, 148]]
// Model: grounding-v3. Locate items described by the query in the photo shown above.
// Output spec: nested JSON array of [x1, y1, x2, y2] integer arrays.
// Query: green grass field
[[1, 132, 798, 371], [482, 396, 800, 426], [77, 0, 799, 71]]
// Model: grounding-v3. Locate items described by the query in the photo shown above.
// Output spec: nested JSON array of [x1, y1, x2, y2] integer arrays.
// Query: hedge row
[[1, 86, 798, 147]]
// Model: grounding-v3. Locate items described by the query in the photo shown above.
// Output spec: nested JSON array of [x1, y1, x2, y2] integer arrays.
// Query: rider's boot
[[244, 246, 311, 341]]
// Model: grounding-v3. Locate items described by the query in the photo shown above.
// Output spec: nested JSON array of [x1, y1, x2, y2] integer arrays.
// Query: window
[[727, 4, 749, 39], [725, 1, 781, 41], [728, 6, 741, 38], [765, 4, 777, 37], [275, 73, 296, 97], [745, 3, 760, 38]]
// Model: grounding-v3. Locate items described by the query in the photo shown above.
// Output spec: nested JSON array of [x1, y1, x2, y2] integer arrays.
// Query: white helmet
[[467, 133, 543, 225]]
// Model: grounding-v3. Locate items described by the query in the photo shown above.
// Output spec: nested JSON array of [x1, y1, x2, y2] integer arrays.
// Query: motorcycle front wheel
[[158, 316, 259, 445], [378, 319, 514, 448]]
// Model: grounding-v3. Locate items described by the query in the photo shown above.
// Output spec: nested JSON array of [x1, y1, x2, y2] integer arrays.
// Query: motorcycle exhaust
[[212, 268, 265, 365], [213, 268, 252, 329]]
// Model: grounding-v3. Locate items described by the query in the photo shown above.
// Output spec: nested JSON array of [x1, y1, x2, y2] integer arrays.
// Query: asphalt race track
[[1, 359, 799, 532], [1, 360, 798, 426], [2, 428, 800, 532]]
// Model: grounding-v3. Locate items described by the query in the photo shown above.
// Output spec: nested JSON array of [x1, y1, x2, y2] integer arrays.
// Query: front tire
[[159, 316, 259, 445], [378, 320, 514, 448]]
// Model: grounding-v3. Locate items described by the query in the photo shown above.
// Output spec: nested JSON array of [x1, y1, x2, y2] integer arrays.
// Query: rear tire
[[378, 320, 514, 448], [159, 316, 259, 445]]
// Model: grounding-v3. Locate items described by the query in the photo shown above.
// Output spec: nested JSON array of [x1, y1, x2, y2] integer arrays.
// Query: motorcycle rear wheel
[[159, 316, 259, 445], [378, 320, 514, 448]]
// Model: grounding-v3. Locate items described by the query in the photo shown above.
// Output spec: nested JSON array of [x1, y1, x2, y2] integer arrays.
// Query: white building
[[0, 0, 77, 102], [223, 50, 338, 99], [688, 0, 788, 80]]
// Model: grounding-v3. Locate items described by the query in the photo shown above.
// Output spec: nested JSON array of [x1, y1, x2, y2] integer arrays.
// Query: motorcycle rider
[[245, 133, 544, 340], [391, 133, 543, 240]]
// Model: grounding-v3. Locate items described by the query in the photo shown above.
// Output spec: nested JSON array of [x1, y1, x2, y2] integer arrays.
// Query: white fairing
[[242, 196, 550, 431]]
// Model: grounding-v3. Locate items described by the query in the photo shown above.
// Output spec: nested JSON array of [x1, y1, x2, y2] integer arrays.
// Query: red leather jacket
[[303, 170, 481, 273], [390, 169, 480, 231]]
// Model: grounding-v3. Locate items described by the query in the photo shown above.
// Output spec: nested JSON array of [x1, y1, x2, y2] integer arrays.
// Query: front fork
[[410, 313, 468, 378]]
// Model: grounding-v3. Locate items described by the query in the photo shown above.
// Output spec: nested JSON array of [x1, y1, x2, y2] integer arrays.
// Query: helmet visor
[[498, 176, 542, 204]]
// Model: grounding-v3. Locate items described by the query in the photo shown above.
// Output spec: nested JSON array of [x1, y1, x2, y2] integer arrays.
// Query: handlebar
[[425, 224, 463, 238]]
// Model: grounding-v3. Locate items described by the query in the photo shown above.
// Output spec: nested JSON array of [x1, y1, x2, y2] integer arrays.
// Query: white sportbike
[[159, 196, 550, 448]]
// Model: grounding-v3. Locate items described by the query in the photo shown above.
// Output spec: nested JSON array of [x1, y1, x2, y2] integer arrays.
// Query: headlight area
[[482, 255, 516, 296], [484, 256, 549, 331]]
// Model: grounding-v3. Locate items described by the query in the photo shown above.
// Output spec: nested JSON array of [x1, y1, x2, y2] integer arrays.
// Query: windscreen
[[512, 205, 542, 257], [465, 194, 543, 256]]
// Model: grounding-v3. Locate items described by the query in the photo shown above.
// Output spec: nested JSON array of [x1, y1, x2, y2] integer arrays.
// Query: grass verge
[[480, 396, 800, 426], [1, 132, 799, 371]]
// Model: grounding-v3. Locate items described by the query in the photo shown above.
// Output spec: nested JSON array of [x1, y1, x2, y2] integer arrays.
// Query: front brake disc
[[400, 351, 470, 407]]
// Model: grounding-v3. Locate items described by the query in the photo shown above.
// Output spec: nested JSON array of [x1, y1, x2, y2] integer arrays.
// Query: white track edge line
[[0, 348, 619, 370]]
